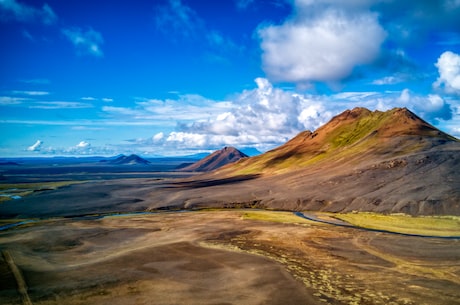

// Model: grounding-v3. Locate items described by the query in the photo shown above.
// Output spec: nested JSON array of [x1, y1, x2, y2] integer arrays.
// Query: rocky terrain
[[145, 107, 460, 215]]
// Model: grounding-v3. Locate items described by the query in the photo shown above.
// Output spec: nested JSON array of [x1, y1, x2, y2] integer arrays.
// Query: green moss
[[241, 210, 313, 224], [334, 212, 460, 237]]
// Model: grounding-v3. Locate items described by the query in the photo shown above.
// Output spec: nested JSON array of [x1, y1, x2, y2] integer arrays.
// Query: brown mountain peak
[[224, 107, 458, 175], [180, 146, 248, 172]]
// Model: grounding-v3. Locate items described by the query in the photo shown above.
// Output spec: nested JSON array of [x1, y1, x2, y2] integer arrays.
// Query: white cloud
[[29, 101, 93, 109], [258, 1, 386, 85], [62, 27, 104, 57], [0, 96, 25, 105], [76, 141, 90, 149], [148, 78, 458, 153], [81, 97, 113, 102], [152, 132, 164, 142], [372, 74, 407, 85], [72, 126, 105, 131], [397, 89, 452, 121], [12, 90, 50, 96], [434, 51, 460, 94], [154, 78, 336, 151], [27, 140, 43, 151], [81, 96, 96, 101], [0, 0, 57, 24], [102, 95, 233, 123]]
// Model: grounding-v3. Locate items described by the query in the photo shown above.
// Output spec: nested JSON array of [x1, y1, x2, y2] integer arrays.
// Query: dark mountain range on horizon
[[146, 107, 460, 215], [104, 154, 151, 165], [179, 146, 249, 172]]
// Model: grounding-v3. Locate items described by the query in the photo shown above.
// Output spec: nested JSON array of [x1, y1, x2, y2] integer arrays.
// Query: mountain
[[148, 108, 460, 215], [179, 146, 248, 172], [220, 107, 457, 175], [107, 154, 151, 165]]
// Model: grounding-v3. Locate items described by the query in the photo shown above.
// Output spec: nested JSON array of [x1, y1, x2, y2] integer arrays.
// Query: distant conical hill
[[108, 154, 151, 165], [147, 107, 460, 215], [180, 146, 248, 172]]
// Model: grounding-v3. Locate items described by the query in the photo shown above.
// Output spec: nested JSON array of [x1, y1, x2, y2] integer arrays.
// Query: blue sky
[[1, 0, 460, 157]]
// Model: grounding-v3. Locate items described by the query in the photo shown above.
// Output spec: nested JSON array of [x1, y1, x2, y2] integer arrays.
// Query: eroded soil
[[1, 211, 459, 305]]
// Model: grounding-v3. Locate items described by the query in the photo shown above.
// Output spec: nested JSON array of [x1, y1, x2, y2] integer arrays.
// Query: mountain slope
[[146, 108, 460, 215], [218, 107, 456, 175], [108, 154, 151, 165], [180, 146, 248, 172]]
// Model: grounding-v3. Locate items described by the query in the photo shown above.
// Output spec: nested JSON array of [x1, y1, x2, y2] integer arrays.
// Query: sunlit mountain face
[[145, 107, 460, 215]]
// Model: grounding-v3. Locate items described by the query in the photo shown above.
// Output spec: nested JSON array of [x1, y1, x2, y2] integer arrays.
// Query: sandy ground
[[1, 210, 459, 305]]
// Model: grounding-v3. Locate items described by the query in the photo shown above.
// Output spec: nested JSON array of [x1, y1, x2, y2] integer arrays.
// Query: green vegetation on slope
[[230, 108, 457, 176], [334, 212, 460, 237], [241, 210, 314, 224]]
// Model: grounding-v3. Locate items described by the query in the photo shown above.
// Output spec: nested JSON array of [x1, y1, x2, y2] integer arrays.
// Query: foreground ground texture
[[1, 210, 459, 305]]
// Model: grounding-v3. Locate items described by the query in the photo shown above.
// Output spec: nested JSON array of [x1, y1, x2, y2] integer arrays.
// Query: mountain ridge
[[106, 154, 151, 165], [180, 146, 248, 172], [218, 107, 458, 175], [145, 107, 460, 215]]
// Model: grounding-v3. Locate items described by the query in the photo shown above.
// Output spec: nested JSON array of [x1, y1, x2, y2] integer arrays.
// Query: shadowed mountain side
[[104, 154, 151, 165], [179, 146, 248, 172], [161, 174, 260, 188], [143, 108, 460, 215]]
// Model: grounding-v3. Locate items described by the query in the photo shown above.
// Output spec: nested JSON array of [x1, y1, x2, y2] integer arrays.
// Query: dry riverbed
[[1, 210, 459, 305]]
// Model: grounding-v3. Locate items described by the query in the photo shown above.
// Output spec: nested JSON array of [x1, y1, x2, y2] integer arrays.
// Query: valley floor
[[1, 210, 459, 305]]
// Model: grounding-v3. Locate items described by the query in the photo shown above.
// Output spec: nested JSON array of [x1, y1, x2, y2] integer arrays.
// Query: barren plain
[[1, 204, 460, 305]]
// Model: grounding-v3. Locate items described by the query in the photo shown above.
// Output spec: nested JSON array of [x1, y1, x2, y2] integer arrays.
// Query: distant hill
[[147, 107, 460, 215], [106, 154, 151, 165], [179, 147, 248, 172]]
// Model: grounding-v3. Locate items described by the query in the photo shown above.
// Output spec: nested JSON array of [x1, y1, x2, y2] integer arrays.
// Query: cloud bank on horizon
[[1, 0, 460, 156]]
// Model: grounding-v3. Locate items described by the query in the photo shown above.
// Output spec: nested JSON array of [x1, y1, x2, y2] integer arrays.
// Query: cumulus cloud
[[153, 78, 335, 151], [397, 89, 453, 122], [62, 27, 104, 57], [76, 141, 90, 149], [152, 132, 164, 142], [0, 0, 57, 24], [27, 140, 43, 151], [258, 1, 386, 85], [147, 78, 458, 153], [434, 51, 460, 94]]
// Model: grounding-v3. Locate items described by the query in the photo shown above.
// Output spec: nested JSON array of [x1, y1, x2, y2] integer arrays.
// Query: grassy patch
[[241, 210, 313, 224], [333, 212, 460, 237], [0, 181, 86, 202]]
